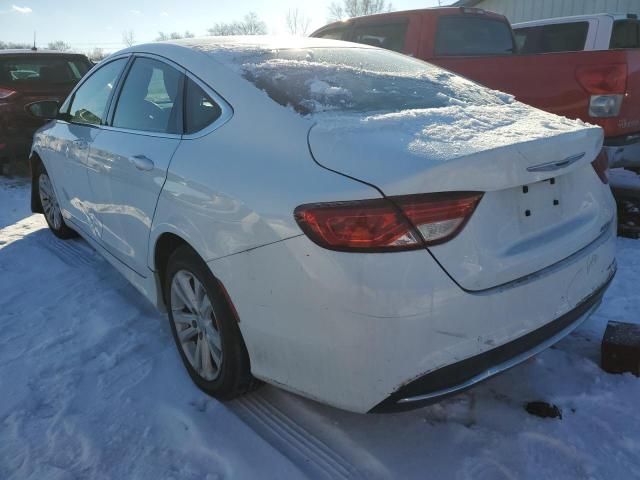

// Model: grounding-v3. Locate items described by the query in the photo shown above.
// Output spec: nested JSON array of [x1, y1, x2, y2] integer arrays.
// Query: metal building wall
[[470, 0, 640, 23]]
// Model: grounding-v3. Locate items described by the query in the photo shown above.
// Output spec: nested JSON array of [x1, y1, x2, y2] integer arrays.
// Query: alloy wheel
[[39, 173, 63, 231], [170, 270, 224, 381]]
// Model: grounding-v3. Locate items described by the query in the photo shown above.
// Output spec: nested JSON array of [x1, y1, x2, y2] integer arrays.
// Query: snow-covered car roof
[[157, 35, 373, 54]]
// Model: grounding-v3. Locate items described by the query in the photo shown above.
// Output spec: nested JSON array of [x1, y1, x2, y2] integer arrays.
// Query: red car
[[0, 50, 91, 172], [312, 7, 640, 169]]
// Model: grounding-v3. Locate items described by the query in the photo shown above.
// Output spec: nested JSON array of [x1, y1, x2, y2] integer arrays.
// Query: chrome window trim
[[98, 124, 182, 140], [181, 71, 234, 140]]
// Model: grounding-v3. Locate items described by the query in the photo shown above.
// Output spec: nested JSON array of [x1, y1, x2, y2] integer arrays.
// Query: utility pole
[[32, 31, 37, 51]]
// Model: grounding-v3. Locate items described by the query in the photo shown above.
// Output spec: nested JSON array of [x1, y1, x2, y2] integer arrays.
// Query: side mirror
[[26, 100, 60, 120]]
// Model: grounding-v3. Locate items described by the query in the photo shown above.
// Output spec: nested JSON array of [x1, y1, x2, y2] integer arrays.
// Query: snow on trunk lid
[[308, 109, 610, 291]]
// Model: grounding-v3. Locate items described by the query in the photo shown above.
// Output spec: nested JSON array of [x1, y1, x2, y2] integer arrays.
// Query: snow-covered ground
[[1, 176, 639, 480]]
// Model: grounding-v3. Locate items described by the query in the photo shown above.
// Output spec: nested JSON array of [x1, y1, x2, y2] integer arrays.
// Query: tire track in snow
[[232, 393, 364, 480], [41, 235, 98, 268]]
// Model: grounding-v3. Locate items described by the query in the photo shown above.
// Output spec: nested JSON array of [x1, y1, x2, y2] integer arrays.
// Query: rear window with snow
[[219, 47, 512, 115]]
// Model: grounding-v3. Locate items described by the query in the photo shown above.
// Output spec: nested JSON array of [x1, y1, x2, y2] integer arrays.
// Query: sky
[[0, 0, 451, 52]]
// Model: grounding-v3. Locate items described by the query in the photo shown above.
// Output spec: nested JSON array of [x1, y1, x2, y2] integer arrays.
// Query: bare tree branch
[[89, 47, 106, 62], [286, 9, 311, 36], [122, 30, 136, 47], [328, 0, 393, 21], [47, 40, 71, 52], [208, 12, 267, 36]]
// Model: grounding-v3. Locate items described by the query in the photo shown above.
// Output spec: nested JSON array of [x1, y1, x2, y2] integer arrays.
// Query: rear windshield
[[313, 26, 350, 41], [351, 21, 408, 52], [515, 22, 589, 54], [435, 16, 515, 56], [610, 20, 640, 49], [219, 47, 511, 116], [0, 55, 91, 86]]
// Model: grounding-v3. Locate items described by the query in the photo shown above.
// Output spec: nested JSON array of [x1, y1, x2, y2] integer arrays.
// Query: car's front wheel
[[37, 164, 77, 239], [165, 245, 255, 399]]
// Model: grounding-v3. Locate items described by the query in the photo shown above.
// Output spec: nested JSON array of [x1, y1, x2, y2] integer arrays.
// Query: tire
[[165, 245, 255, 400], [36, 163, 77, 239]]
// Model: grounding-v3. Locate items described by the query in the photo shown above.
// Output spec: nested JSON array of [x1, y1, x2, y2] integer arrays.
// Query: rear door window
[[112, 57, 184, 134], [435, 16, 515, 56], [610, 20, 640, 49], [0, 56, 90, 86], [515, 22, 589, 53], [352, 21, 408, 52]]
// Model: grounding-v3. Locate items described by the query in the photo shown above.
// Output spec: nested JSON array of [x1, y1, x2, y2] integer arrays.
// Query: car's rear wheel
[[37, 164, 77, 239], [165, 245, 255, 399]]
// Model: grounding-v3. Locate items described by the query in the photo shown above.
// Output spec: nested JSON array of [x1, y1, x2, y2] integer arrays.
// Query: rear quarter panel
[[145, 44, 382, 268]]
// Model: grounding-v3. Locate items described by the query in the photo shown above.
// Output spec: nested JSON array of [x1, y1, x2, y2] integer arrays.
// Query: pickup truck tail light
[[0, 87, 16, 100], [294, 192, 483, 252], [576, 64, 627, 118], [591, 149, 609, 184], [576, 64, 627, 94]]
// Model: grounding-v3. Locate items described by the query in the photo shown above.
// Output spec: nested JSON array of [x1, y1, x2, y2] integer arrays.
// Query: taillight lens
[[576, 64, 627, 95], [0, 87, 16, 100], [576, 64, 627, 118], [393, 192, 483, 246], [592, 149, 609, 184], [295, 192, 483, 252]]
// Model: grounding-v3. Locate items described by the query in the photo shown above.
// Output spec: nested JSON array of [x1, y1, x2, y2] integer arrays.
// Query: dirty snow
[[1, 177, 640, 479], [610, 168, 640, 191]]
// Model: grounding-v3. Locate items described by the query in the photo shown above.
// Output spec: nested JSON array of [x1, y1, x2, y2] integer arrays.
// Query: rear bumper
[[605, 134, 640, 169], [370, 268, 615, 413], [209, 217, 617, 413]]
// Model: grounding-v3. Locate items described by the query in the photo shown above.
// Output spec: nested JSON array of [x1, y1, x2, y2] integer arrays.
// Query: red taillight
[[294, 192, 483, 252], [576, 64, 627, 95], [0, 87, 16, 100], [393, 192, 484, 246], [592, 149, 609, 184]]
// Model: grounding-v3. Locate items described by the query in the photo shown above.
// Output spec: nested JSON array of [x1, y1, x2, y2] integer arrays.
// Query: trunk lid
[[308, 104, 613, 291]]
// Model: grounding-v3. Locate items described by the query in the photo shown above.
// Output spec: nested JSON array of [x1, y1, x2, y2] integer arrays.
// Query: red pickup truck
[[311, 7, 640, 169]]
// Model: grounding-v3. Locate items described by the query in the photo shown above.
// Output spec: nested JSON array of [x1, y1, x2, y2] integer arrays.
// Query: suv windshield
[[435, 16, 515, 56], [0, 55, 91, 86], [220, 47, 511, 115]]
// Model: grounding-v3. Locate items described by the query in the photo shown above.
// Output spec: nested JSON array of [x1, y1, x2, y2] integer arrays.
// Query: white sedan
[[28, 37, 616, 413]]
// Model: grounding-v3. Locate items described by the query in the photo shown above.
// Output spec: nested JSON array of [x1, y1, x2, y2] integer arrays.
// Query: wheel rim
[[38, 173, 63, 231], [170, 270, 223, 381]]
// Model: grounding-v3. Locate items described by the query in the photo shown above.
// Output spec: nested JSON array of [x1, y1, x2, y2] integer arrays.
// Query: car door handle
[[129, 154, 155, 171]]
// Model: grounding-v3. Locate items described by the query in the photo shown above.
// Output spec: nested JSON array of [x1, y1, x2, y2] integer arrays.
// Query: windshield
[[0, 55, 91, 86], [220, 47, 512, 115]]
